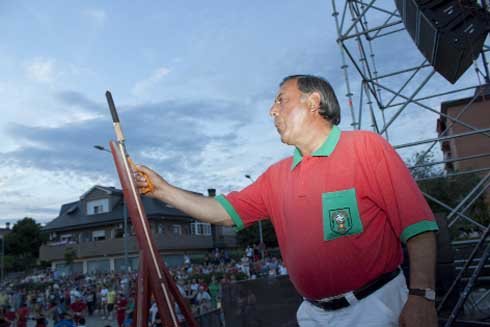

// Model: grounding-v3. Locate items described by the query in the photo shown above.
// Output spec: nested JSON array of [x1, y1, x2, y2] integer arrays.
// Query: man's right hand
[[133, 164, 234, 226], [134, 165, 167, 198]]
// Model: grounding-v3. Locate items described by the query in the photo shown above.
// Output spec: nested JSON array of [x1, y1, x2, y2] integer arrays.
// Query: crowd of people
[[0, 247, 287, 327]]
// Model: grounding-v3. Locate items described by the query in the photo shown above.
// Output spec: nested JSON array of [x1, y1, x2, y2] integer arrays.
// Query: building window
[[92, 230, 106, 241], [158, 224, 165, 234], [172, 225, 182, 235], [86, 199, 109, 215], [191, 222, 211, 236], [114, 224, 124, 238], [60, 234, 73, 243], [87, 259, 110, 274], [79, 231, 91, 243]]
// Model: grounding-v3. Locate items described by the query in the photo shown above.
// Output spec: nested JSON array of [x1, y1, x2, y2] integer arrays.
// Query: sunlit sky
[[0, 1, 482, 224]]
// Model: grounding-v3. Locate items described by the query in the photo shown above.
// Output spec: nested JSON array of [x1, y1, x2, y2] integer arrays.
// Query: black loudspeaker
[[395, 0, 489, 84]]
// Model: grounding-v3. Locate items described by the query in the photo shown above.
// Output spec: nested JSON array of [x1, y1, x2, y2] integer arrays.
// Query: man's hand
[[399, 295, 437, 327], [133, 164, 233, 226], [134, 165, 168, 198]]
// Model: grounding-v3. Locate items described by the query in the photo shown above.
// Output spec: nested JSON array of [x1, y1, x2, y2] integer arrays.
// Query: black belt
[[307, 268, 401, 311]]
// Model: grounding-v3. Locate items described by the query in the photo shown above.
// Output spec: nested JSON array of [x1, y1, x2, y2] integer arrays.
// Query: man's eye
[[275, 98, 287, 105]]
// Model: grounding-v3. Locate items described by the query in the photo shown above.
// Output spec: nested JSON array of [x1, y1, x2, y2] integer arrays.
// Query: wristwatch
[[409, 288, 436, 301]]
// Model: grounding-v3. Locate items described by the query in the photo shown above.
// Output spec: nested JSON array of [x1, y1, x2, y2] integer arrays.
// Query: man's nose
[[269, 104, 278, 117]]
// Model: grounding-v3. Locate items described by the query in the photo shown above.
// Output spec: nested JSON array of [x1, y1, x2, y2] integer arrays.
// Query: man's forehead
[[277, 79, 298, 95]]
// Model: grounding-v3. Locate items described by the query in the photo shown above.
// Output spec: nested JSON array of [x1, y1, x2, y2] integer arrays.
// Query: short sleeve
[[372, 136, 439, 243], [214, 170, 271, 231]]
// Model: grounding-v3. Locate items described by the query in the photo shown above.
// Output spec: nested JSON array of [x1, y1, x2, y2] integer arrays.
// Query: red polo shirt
[[216, 126, 438, 299]]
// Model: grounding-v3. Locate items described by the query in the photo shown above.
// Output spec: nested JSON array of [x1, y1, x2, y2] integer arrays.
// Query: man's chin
[[279, 135, 292, 145]]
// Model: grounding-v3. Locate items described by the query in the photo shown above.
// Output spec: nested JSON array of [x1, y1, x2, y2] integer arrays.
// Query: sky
[[0, 0, 485, 224]]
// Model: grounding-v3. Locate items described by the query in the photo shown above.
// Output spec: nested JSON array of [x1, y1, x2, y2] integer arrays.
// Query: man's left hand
[[399, 295, 438, 327]]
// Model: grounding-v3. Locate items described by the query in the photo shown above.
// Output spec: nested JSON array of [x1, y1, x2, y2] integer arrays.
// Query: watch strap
[[409, 288, 436, 301]]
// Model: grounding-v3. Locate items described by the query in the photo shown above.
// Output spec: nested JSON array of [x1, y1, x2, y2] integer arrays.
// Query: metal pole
[[94, 145, 130, 274], [437, 226, 490, 312], [444, 240, 490, 326], [1, 236, 4, 281], [244, 174, 265, 259], [123, 202, 129, 273], [258, 221, 264, 259]]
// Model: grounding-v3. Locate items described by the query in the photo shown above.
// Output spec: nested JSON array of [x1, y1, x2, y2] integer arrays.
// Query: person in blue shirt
[[54, 313, 75, 327]]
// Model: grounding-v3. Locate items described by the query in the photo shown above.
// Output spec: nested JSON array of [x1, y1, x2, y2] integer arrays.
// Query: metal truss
[[331, 0, 490, 325]]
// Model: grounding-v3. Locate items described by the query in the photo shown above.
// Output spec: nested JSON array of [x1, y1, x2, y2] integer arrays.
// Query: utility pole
[[94, 145, 129, 275], [244, 174, 265, 259]]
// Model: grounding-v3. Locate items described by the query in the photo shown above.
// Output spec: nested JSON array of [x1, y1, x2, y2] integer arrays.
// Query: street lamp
[[244, 174, 265, 259], [94, 144, 130, 274], [0, 234, 4, 281], [93, 145, 111, 153]]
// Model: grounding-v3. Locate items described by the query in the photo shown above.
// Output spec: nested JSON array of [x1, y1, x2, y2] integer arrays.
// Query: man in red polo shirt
[[135, 75, 438, 326]]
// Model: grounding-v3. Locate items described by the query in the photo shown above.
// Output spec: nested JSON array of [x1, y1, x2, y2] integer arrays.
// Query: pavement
[[27, 314, 122, 327], [83, 315, 120, 327]]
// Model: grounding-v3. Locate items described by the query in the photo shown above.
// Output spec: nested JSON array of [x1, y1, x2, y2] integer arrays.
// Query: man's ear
[[308, 92, 321, 112]]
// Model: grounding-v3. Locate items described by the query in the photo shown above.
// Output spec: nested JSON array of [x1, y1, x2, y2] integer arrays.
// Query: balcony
[[40, 233, 214, 261]]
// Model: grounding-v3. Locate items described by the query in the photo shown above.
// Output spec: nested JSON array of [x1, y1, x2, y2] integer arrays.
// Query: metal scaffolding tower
[[331, 0, 490, 325]]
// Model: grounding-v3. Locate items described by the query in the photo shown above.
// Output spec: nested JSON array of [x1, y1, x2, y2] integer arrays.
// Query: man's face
[[269, 79, 310, 145]]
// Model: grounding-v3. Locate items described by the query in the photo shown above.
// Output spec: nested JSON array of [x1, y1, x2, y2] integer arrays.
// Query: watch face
[[425, 289, 436, 301]]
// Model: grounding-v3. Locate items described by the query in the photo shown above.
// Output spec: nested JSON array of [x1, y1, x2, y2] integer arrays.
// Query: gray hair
[[281, 75, 341, 125]]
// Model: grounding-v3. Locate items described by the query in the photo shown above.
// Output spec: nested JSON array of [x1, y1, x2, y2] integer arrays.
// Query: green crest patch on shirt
[[322, 188, 363, 241], [329, 208, 353, 235]]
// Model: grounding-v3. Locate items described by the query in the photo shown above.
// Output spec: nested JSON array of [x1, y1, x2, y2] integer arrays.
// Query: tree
[[408, 151, 489, 237], [237, 220, 278, 249], [407, 150, 443, 180], [4, 218, 47, 271]]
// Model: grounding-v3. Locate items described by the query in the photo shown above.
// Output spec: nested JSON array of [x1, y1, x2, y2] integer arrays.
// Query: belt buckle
[[308, 293, 351, 311], [317, 292, 347, 303]]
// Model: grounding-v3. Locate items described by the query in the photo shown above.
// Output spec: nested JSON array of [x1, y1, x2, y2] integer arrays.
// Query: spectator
[[115, 293, 128, 327], [208, 275, 220, 309], [278, 262, 288, 276], [54, 313, 74, 327], [149, 301, 158, 326], [0, 291, 8, 308], [16, 303, 29, 327], [245, 245, 253, 261], [85, 287, 97, 316], [34, 311, 47, 327], [99, 285, 109, 319], [183, 282, 197, 305], [195, 286, 211, 309], [198, 298, 211, 315], [152, 313, 162, 327], [106, 287, 117, 321], [69, 296, 86, 325], [0, 311, 9, 327], [4, 306, 15, 327], [184, 254, 191, 266], [240, 255, 250, 277]]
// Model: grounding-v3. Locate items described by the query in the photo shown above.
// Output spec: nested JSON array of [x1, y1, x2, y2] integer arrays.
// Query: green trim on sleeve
[[215, 195, 245, 231], [400, 220, 439, 243]]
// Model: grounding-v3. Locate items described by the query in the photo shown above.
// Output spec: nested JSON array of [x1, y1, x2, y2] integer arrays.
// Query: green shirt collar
[[291, 125, 341, 170]]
